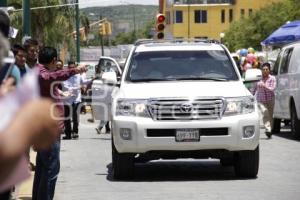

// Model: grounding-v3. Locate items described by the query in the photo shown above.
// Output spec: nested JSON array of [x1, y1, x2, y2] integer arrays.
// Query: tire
[[111, 140, 134, 180], [290, 104, 300, 140], [234, 146, 259, 178], [272, 118, 281, 134]]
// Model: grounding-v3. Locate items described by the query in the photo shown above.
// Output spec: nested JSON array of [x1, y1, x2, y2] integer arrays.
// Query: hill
[[81, 5, 158, 35]]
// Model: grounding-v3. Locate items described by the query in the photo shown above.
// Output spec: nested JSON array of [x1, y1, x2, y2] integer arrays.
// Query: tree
[[9, 0, 76, 52], [224, 0, 299, 52]]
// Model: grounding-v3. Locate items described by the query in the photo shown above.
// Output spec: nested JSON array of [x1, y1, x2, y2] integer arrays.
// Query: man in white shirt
[[62, 61, 92, 139]]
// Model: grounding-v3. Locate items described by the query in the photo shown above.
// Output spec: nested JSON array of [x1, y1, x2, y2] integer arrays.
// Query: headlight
[[224, 96, 255, 116], [116, 99, 150, 117]]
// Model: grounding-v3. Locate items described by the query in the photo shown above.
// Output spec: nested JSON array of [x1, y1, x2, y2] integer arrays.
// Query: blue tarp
[[261, 20, 300, 47]]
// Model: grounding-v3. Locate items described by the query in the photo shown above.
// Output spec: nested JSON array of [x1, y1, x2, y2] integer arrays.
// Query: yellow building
[[160, 0, 281, 40]]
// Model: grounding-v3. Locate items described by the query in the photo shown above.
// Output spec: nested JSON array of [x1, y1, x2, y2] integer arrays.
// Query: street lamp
[[220, 32, 225, 44]]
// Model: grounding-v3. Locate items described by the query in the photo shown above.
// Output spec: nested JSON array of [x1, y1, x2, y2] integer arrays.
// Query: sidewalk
[[17, 150, 36, 200]]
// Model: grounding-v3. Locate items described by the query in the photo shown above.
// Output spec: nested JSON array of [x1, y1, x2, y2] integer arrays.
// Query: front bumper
[[112, 113, 260, 153]]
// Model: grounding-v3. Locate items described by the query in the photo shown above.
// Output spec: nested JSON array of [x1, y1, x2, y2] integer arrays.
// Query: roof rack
[[134, 38, 221, 46]]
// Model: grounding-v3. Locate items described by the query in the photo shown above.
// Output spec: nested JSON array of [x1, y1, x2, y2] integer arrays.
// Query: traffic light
[[156, 13, 165, 39], [99, 23, 106, 36], [104, 21, 112, 35], [79, 28, 87, 41]]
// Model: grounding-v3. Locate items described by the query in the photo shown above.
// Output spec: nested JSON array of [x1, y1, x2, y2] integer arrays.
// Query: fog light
[[243, 126, 255, 138], [120, 128, 132, 140]]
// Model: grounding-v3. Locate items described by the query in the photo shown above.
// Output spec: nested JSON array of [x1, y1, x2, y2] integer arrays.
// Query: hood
[[116, 81, 251, 99]]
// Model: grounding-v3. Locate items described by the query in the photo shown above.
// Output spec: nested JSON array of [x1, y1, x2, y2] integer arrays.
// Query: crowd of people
[[0, 10, 87, 200]]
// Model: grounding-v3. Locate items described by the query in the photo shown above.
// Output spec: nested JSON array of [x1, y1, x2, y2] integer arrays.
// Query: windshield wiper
[[166, 77, 228, 81], [130, 77, 228, 82], [130, 78, 167, 82]]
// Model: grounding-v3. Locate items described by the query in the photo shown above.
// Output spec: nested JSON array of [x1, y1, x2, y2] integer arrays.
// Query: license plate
[[175, 129, 200, 142]]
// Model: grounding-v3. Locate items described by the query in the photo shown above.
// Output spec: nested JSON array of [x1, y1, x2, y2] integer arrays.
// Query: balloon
[[248, 47, 255, 54], [239, 49, 248, 56]]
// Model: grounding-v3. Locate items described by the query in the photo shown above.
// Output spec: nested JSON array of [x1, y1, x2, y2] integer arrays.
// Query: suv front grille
[[147, 98, 225, 121]]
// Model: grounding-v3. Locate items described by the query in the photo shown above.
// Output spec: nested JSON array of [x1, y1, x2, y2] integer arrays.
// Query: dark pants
[[32, 140, 60, 200], [0, 190, 10, 200], [64, 103, 80, 138]]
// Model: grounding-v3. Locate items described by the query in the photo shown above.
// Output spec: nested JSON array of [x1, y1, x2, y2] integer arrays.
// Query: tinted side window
[[273, 51, 283, 75], [280, 48, 294, 74]]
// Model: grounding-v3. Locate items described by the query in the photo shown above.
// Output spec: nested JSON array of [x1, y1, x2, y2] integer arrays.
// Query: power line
[[13, 0, 114, 12]]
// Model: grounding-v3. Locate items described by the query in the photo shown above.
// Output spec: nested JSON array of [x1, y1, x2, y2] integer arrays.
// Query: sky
[[79, 0, 158, 8]]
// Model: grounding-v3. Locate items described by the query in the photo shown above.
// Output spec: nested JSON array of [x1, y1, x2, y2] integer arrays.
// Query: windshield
[[126, 50, 238, 82]]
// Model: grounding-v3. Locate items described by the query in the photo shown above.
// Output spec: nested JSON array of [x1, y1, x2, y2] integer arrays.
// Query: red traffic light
[[157, 14, 165, 23]]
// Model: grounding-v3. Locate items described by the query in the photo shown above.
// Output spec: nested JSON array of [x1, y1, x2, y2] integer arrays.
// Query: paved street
[[54, 115, 300, 200]]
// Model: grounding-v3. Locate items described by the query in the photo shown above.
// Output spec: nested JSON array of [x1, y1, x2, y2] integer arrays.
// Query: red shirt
[[37, 64, 77, 129]]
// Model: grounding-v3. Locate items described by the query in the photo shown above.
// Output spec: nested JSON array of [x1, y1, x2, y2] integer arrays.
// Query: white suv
[[272, 41, 300, 138], [97, 40, 262, 179]]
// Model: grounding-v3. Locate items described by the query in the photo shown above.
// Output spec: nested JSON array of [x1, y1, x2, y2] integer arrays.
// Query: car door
[[92, 57, 122, 121], [276, 48, 294, 119]]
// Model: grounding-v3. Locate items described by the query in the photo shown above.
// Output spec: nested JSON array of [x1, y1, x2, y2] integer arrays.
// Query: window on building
[[241, 9, 245, 18], [195, 36, 208, 39], [175, 10, 183, 23], [249, 9, 253, 16], [195, 10, 207, 23], [229, 9, 233, 22], [221, 9, 225, 23]]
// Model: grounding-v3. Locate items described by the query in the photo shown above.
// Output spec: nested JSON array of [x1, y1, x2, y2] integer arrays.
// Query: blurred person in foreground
[[32, 47, 86, 200], [252, 62, 276, 138], [0, 9, 59, 199], [0, 33, 59, 199]]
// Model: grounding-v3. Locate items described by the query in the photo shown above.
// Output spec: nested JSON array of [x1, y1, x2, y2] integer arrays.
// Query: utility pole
[[99, 15, 104, 56], [132, 4, 136, 42], [187, 0, 190, 39], [75, 0, 80, 63], [0, 0, 7, 7], [23, 0, 31, 38]]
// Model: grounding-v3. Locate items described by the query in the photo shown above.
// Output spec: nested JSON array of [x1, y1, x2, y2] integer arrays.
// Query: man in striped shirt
[[252, 62, 276, 138]]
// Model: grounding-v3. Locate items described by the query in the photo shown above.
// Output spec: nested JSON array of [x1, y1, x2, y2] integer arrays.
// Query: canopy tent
[[261, 20, 300, 47]]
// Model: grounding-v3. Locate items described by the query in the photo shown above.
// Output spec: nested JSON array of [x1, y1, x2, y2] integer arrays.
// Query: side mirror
[[102, 71, 117, 85], [243, 69, 262, 83]]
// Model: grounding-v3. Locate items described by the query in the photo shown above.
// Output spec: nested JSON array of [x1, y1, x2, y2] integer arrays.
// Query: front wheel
[[234, 146, 259, 178], [291, 104, 300, 140], [111, 140, 134, 180]]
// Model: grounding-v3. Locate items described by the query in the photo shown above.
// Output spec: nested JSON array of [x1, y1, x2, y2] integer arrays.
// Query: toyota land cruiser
[[96, 40, 262, 179]]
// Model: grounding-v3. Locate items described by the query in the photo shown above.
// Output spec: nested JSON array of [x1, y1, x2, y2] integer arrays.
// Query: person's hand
[[75, 65, 87, 74], [257, 82, 265, 88], [0, 77, 16, 97], [61, 91, 72, 97], [16, 99, 60, 150]]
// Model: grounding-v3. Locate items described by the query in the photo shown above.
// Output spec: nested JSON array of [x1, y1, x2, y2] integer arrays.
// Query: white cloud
[[79, 0, 158, 8]]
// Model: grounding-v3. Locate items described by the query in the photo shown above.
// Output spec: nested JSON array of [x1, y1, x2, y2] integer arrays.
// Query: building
[[160, 0, 281, 40]]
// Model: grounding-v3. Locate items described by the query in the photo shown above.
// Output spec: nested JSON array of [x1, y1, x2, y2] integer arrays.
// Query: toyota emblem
[[180, 103, 193, 113]]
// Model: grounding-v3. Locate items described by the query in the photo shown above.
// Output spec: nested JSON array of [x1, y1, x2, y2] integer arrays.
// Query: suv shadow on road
[[106, 160, 257, 182], [272, 130, 300, 141]]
